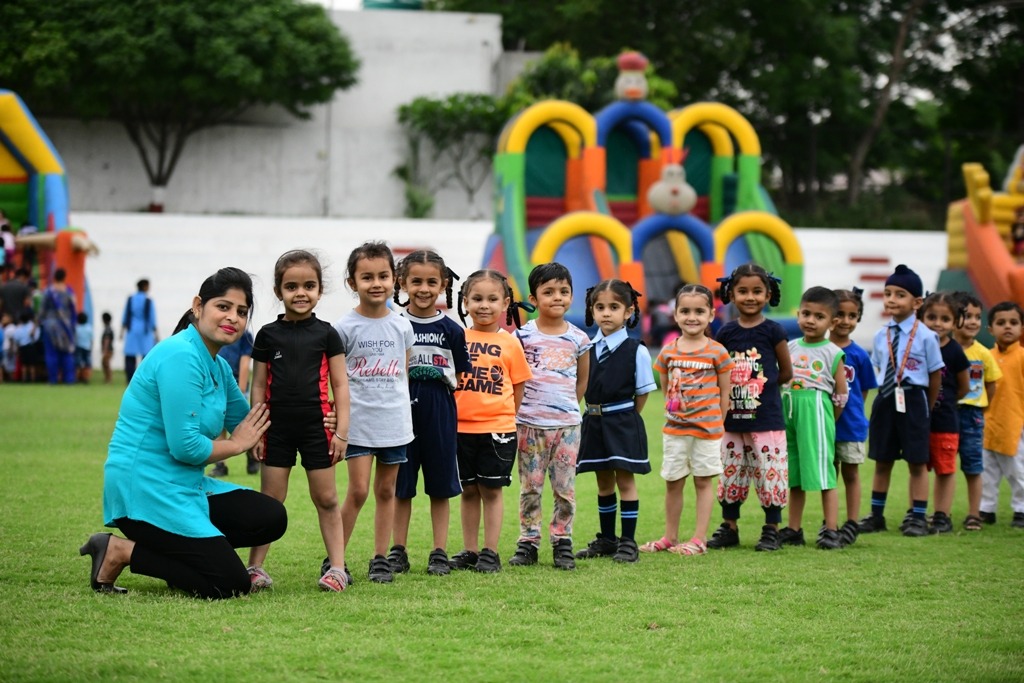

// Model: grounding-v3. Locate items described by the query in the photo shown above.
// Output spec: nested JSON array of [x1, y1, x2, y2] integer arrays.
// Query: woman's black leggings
[[115, 489, 287, 600]]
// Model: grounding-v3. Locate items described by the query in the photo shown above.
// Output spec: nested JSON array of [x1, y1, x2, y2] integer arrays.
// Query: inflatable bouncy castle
[[482, 52, 803, 331]]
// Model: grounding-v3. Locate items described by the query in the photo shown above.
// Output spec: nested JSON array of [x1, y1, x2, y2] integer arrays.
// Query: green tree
[[395, 94, 511, 218], [0, 0, 359, 210]]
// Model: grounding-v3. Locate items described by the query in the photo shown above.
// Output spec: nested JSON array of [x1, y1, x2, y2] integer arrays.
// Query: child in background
[[779, 287, 848, 549], [0, 312, 12, 382], [247, 250, 351, 593], [829, 288, 877, 546], [917, 292, 970, 533], [952, 292, 1001, 530], [16, 310, 40, 383], [100, 312, 114, 384], [859, 265, 944, 537], [334, 242, 415, 584], [510, 263, 591, 570], [644, 284, 732, 557], [390, 250, 470, 576], [710, 263, 793, 552], [75, 311, 93, 383], [980, 302, 1024, 527], [450, 270, 532, 573], [575, 280, 656, 564]]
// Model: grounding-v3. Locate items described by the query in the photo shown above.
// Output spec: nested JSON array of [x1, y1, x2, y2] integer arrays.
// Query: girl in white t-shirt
[[334, 242, 415, 585]]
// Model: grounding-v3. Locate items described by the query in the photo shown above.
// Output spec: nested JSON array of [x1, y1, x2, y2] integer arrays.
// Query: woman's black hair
[[177, 267, 253, 334], [716, 262, 782, 308], [585, 279, 641, 328], [457, 269, 533, 329], [918, 290, 965, 327], [834, 287, 865, 321], [394, 249, 458, 310]]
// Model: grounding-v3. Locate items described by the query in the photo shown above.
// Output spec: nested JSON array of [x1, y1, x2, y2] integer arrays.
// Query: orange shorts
[[928, 432, 959, 475]]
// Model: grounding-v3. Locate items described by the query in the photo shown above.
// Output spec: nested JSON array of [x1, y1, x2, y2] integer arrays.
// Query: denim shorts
[[345, 443, 408, 466], [957, 405, 984, 475]]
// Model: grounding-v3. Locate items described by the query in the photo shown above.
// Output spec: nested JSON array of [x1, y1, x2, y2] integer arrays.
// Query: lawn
[[1, 379, 1022, 682]]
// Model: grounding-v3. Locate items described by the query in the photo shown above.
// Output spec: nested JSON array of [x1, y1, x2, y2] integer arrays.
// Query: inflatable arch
[[715, 211, 804, 313]]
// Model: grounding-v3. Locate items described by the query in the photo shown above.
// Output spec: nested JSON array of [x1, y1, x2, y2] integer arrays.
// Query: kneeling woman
[[82, 268, 285, 599]]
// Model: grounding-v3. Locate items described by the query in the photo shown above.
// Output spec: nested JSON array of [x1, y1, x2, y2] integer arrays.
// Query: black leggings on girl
[[116, 490, 287, 600]]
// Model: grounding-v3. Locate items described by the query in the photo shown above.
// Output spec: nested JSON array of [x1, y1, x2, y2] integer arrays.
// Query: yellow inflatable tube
[[502, 101, 596, 155], [671, 102, 761, 156], [714, 212, 802, 264], [531, 212, 633, 265]]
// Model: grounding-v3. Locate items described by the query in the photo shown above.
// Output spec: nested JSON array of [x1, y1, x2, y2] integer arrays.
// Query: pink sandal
[[639, 536, 677, 553], [669, 538, 707, 556]]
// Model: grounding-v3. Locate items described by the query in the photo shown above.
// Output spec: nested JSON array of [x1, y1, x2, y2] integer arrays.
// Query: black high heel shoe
[[79, 533, 128, 594]]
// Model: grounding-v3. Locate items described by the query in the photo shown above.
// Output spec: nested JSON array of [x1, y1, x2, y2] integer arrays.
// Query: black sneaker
[[754, 525, 781, 552], [778, 527, 805, 546], [706, 523, 740, 549], [575, 534, 618, 559], [902, 516, 936, 537], [1012, 512, 1024, 529], [858, 514, 887, 533], [387, 544, 410, 574], [319, 557, 354, 586], [816, 528, 842, 550], [449, 549, 479, 570], [930, 512, 954, 534], [838, 520, 860, 547], [898, 509, 914, 533], [474, 547, 502, 573], [209, 462, 228, 478], [612, 537, 639, 563], [368, 554, 394, 583], [427, 548, 451, 576], [979, 511, 996, 525], [552, 538, 576, 570], [508, 541, 539, 567]]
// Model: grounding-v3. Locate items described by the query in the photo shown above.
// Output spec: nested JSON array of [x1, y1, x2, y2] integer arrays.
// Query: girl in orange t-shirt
[[449, 270, 532, 573]]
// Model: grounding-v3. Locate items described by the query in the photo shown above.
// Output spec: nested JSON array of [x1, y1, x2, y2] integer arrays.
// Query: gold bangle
[[334, 432, 348, 442]]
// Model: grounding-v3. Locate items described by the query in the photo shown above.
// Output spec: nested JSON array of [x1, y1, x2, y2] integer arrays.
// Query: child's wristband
[[334, 432, 348, 442]]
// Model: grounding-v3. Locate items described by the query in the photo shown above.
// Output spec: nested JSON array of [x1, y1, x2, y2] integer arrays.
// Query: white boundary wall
[[74, 213, 946, 368]]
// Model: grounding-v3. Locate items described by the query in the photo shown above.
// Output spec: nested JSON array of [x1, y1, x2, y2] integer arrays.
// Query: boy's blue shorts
[[868, 386, 930, 465], [396, 382, 461, 499], [957, 405, 984, 475]]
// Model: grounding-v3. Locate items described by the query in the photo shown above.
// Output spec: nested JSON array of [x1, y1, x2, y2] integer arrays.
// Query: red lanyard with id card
[[887, 319, 918, 413]]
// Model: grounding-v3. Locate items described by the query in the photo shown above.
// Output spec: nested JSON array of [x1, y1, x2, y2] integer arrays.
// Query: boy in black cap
[[859, 265, 945, 537]]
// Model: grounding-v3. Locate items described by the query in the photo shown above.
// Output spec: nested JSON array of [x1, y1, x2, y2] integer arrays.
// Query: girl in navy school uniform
[[574, 279, 657, 564]]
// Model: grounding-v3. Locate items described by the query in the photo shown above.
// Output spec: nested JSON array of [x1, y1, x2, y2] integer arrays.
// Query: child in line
[[952, 292, 1001, 530], [829, 288, 877, 546], [75, 311, 93, 383], [709, 263, 793, 552], [247, 250, 351, 593], [100, 311, 115, 384], [859, 264, 944, 537], [390, 250, 471, 576], [643, 284, 732, 556], [450, 270, 532, 573], [779, 287, 848, 549], [980, 301, 1024, 527], [510, 263, 591, 570], [335, 241, 415, 584], [575, 279, 656, 564], [918, 292, 970, 533]]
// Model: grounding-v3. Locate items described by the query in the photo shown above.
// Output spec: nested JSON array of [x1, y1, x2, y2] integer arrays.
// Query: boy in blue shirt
[[859, 265, 944, 537]]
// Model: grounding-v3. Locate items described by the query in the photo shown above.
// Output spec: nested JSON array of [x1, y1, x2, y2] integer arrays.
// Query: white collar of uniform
[[592, 327, 629, 353]]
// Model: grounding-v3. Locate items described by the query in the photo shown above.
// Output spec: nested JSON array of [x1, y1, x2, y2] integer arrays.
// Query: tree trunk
[[148, 185, 167, 213], [847, 0, 925, 206]]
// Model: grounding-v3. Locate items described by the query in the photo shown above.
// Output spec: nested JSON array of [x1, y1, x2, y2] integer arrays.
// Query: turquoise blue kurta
[[103, 325, 250, 538]]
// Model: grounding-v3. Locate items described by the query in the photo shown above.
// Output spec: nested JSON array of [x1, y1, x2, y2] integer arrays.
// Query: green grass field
[[1, 379, 1023, 682]]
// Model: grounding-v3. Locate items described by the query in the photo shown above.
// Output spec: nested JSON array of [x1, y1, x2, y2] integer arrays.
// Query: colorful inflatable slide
[[482, 85, 803, 331], [944, 153, 1024, 311], [0, 89, 93, 314]]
